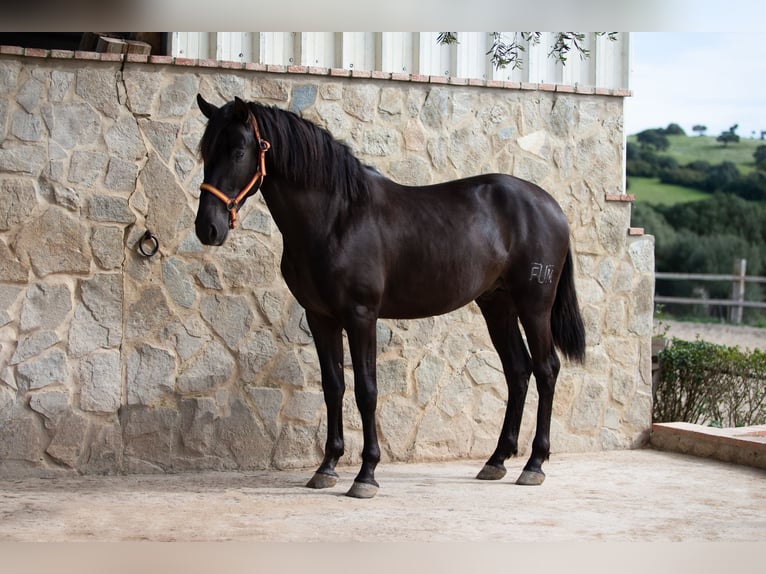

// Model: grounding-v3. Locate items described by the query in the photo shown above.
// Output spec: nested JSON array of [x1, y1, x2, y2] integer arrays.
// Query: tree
[[664, 123, 686, 136], [704, 161, 740, 191], [717, 126, 740, 147], [692, 124, 708, 136], [753, 145, 766, 167], [636, 129, 670, 151], [437, 32, 618, 70]]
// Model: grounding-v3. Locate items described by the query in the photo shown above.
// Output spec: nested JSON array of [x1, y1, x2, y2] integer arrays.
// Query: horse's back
[[369, 172, 570, 318]]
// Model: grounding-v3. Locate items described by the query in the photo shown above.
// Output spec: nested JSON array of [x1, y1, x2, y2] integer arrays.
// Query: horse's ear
[[233, 96, 251, 125], [197, 94, 218, 119]]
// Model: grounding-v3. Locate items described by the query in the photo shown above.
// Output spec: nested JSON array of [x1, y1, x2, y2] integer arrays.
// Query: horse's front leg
[[305, 311, 346, 489], [344, 306, 381, 499]]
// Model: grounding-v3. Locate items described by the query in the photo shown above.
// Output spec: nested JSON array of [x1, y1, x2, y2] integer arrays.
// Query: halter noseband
[[199, 113, 271, 229]]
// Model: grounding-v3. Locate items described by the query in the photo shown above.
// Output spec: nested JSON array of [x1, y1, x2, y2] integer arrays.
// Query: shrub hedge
[[654, 338, 766, 427]]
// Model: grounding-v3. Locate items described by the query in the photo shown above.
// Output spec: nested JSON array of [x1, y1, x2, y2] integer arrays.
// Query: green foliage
[[664, 123, 686, 136], [436, 32, 618, 71], [654, 338, 766, 427], [627, 177, 709, 205], [632, 196, 766, 322], [754, 145, 766, 169], [627, 133, 766, 201], [717, 131, 741, 146], [692, 124, 708, 136], [637, 129, 670, 151], [436, 32, 618, 70]]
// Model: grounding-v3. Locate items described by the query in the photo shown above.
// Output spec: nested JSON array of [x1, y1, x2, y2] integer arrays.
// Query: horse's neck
[[260, 179, 349, 248]]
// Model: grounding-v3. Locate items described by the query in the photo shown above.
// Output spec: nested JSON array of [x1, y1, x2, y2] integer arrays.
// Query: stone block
[[570, 379, 608, 431], [121, 405, 180, 469], [122, 69, 162, 116], [46, 102, 102, 149], [16, 348, 70, 391], [238, 330, 278, 384], [0, 284, 22, 327], [68, 150, 109, 187], [50, 70, 73, 102], [139, 119, 179, 161], [178, 341, 235, 393], [436, 373, 473, 418], [80, 273, 123, 347], [80, 350, 121, 413], [139, 153, 195, 243], [126, 343, 176, 405], [46, 412, 90, 468], [125, 285, 173, 340], [20, 282, 72, 333], [415, 354, 446, 406], [11, 330, 60, 364], [378, 394, 419, 460], [245, 386, 284, 438], [289, 84, 317, 114], [217, 398, 274, 469], [0, 143, 47, 177], [0, 60, 21, 93], [162, 257, 196, 308], [50, 182, 80, 211], [15, 207, 92, 276], [16, 76, 44, 113], [91, 226, 124, 270], [161, 317, 210, 362], [105, 115, 146, 161], [0, 410, 45, 463], [420, 87, 449, 129], [377, 357, 409, 397], [465, 351, 504, 386], [200, 293, 255, 350], [158, 74, 199, 118], [75, 67, 120, 119], [82, 422, 124, 474], [282, 390, 324, 424], [11, 110, 43, 141], [29, 388, 70, 427], [272, 423, 319, 470]]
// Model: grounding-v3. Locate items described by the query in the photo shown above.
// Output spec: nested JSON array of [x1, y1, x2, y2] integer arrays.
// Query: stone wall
[[0, 50, 655, 477]]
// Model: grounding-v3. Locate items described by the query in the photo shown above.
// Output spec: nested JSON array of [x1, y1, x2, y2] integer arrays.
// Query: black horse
[[194, 94, 586, 498]]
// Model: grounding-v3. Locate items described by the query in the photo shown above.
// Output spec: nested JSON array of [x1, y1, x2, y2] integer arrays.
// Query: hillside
[[627, 132, 765, 205], [627, 130, 766, 327]]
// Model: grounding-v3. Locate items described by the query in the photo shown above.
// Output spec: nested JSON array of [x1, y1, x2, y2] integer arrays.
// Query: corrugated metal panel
[[170, 32, 629, 90]]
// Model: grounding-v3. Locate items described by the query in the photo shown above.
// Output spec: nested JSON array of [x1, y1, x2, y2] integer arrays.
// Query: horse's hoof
[[476, 464, 507, 480], [346, 481, 379, 499], [516, 470, 545, 486], [306, 471, 338, 489]]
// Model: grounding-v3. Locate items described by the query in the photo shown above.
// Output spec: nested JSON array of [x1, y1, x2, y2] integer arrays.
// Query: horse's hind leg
[[475, 292, 533, 481], [305, 311, 346, 489], [515, 308, 561, 486]]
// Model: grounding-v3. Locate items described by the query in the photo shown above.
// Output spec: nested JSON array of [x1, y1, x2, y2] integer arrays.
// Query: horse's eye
[[234, 149, 245, 161]]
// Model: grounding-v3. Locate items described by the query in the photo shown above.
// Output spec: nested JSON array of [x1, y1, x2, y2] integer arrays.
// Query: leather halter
[[199, 113, 271, 229]]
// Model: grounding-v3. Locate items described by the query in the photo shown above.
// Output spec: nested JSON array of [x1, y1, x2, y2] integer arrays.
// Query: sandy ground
[[658, 319, 766, 351], [1, 449, 764, 543]]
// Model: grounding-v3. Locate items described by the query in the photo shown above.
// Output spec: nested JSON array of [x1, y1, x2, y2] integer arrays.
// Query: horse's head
[[195, 94, 269, 246]]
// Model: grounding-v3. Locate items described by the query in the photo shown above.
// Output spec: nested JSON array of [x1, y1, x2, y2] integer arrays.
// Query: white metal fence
[[170, 32, 630, 89]]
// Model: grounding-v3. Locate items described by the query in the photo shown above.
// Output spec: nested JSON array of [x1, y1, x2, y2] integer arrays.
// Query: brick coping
[[0, 45, 633, 97]]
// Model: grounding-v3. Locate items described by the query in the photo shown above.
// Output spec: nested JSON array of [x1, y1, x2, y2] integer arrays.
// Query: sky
[[624, 32, 766, 138]]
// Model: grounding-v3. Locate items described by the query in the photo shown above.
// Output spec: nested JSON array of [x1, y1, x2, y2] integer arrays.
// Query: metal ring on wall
[[137, 230, 159, 257]]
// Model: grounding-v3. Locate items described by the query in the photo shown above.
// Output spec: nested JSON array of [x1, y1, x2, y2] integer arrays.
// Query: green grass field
[[627, 133, 765, 204], [627, 177, 710, 205]]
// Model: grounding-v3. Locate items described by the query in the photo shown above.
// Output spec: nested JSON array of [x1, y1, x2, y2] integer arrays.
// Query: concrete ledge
[[650, 422, 766, 470]]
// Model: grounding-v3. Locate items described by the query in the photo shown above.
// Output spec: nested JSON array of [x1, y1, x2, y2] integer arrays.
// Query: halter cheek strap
[[199, 113, 271, 229]]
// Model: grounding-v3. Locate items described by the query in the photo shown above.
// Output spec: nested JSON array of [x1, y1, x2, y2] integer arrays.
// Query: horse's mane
[[200, 100, 370, 205]]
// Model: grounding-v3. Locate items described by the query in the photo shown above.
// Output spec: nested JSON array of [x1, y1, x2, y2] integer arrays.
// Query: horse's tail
[[551, 248, 586, 364]]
